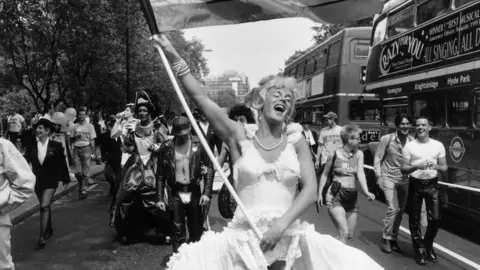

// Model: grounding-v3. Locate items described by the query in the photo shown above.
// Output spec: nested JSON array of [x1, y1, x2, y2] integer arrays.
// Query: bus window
[[353, 41, 369, 59], [448, 91, 471, 127], [372, 17, 387, 45], [349, 100, 380, 121], [417, 0, 452, 25], [315, 53, 327, 72], [327, 41, 341, 67], [305, 78, 312, 97], [476, 92, 480, 127], [305, 57, 315, 77], [387, 5, 415, 38], [382, 104, 408, 126], [412, 93, 446, 127], [455, 0, 475, 8], [296, 61, 306, 79]]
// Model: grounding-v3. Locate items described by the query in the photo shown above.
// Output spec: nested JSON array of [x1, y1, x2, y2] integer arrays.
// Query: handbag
[[321, 151, 337, 202], [330, 181, 341, 196], [218, 182, 237, 219]]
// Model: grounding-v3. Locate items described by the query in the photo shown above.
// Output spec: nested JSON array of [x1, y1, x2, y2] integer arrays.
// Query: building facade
[[204, 71, 250, 107]]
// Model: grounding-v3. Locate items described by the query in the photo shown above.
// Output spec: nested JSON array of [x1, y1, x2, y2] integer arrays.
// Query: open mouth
[[274, 104, 285, 113]]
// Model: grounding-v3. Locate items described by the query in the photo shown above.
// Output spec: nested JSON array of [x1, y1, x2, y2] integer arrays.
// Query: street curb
[[11, 170, 104, 227]]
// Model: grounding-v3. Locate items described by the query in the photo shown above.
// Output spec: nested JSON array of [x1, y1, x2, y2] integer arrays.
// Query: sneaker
[[381, 238, 392, 253]]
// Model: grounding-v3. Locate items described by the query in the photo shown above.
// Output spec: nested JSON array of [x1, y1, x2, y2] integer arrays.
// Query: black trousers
[[408, 177, 441, 253], [170, 185, 203, 252]]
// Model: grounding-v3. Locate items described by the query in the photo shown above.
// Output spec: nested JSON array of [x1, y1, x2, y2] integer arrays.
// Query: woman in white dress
[[153, 35, 383, 270]]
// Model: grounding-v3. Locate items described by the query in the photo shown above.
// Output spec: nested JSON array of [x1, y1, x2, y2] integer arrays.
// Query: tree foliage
[[216, 89, 236, 109], [0, 0, 209, 115], [284, 17, 373, 66]]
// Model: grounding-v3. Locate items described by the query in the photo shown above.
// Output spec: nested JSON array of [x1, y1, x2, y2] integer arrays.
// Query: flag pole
[[137, 0, 263, 240]]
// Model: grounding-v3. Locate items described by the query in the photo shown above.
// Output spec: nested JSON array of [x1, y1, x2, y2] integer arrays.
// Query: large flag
[[151, 0, 384, 32]]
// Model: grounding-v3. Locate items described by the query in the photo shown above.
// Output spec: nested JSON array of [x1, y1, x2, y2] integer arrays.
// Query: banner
[[378, 1, 480, 78], [150, 0, 384, 31]]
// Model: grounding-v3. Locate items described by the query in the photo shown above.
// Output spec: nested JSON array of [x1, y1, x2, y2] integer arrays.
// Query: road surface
[[11, 180, 480, 270]]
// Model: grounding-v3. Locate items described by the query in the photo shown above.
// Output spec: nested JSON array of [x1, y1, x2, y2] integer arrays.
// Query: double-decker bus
[[365, 0, 480, 226], [284, 27, 381, 155]]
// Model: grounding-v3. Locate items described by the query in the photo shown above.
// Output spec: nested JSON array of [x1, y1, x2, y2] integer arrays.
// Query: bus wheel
[[363, 150, 385, 203]]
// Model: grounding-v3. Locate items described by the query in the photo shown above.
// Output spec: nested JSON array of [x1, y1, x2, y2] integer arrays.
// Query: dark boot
[[381, 238, 392, 253], [390, 240, 403, 253], [45, 227, 53, 239], [426, 246, 437, 262], [37, 237, 46, 249], [415, 250, 427, 265]]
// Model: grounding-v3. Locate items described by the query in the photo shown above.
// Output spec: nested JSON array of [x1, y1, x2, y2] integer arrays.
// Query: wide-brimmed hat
[[323, 111, 338, 119], [34, 115, 55, 130], [171, 116, 191, 136], [135, 91, 155, 115]]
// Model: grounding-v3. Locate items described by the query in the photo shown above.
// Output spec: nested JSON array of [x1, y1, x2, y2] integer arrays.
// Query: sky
[[184, 18, 320, 89]]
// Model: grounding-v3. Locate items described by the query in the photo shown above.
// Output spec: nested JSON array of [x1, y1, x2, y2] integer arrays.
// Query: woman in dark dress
[[24, 116, 70, 248]]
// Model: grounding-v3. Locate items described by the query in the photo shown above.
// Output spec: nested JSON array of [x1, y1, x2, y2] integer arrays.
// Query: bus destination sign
[[379, 69, 479, 97], [379, 2, 480, 77]]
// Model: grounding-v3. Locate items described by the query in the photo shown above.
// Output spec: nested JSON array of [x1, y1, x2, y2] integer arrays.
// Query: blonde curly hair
[[247, 75, 299, 124]]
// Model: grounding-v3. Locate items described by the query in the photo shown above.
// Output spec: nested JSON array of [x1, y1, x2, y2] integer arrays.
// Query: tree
[[0, 87, 36, 115], [216, 89, 236, 108], [0, 0, 210, 115], [0, 0, 126, 112]]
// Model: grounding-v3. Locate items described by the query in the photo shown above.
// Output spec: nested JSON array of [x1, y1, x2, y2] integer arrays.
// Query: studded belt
[[410, 177, 438, 186]]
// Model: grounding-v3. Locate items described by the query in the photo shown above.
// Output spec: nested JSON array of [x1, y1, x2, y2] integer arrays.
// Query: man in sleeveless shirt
[[401, 117, 447, 265], [156, 116, 214, 252]]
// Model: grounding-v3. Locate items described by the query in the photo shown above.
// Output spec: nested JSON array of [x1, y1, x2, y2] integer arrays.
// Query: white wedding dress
[[167, 124, 383, 270]]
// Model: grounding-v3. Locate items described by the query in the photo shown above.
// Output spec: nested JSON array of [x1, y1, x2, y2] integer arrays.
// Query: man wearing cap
[[0, 136, 35, 269], [156, 116, 214, 252], [315, 112, 343, 172]]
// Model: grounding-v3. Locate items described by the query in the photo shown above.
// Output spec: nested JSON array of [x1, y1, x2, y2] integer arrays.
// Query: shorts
[[326, 186, 359, 212]]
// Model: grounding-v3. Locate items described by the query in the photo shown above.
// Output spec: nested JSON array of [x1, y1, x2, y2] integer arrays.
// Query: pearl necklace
[[254, 135, 284, 151]]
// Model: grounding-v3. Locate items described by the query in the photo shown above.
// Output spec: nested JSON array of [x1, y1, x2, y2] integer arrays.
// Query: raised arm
[[152, 35, 244, 145]]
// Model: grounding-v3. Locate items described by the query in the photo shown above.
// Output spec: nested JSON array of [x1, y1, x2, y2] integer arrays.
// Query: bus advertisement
[[284, 27, 381, 158], [365, 0, 480, 227]]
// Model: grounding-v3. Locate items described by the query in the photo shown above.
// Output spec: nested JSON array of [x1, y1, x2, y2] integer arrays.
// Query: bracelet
[[172, 59, 191, 77]]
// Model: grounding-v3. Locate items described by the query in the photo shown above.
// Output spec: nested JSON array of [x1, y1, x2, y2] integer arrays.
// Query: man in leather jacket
[[156, 116, 214, 252]]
